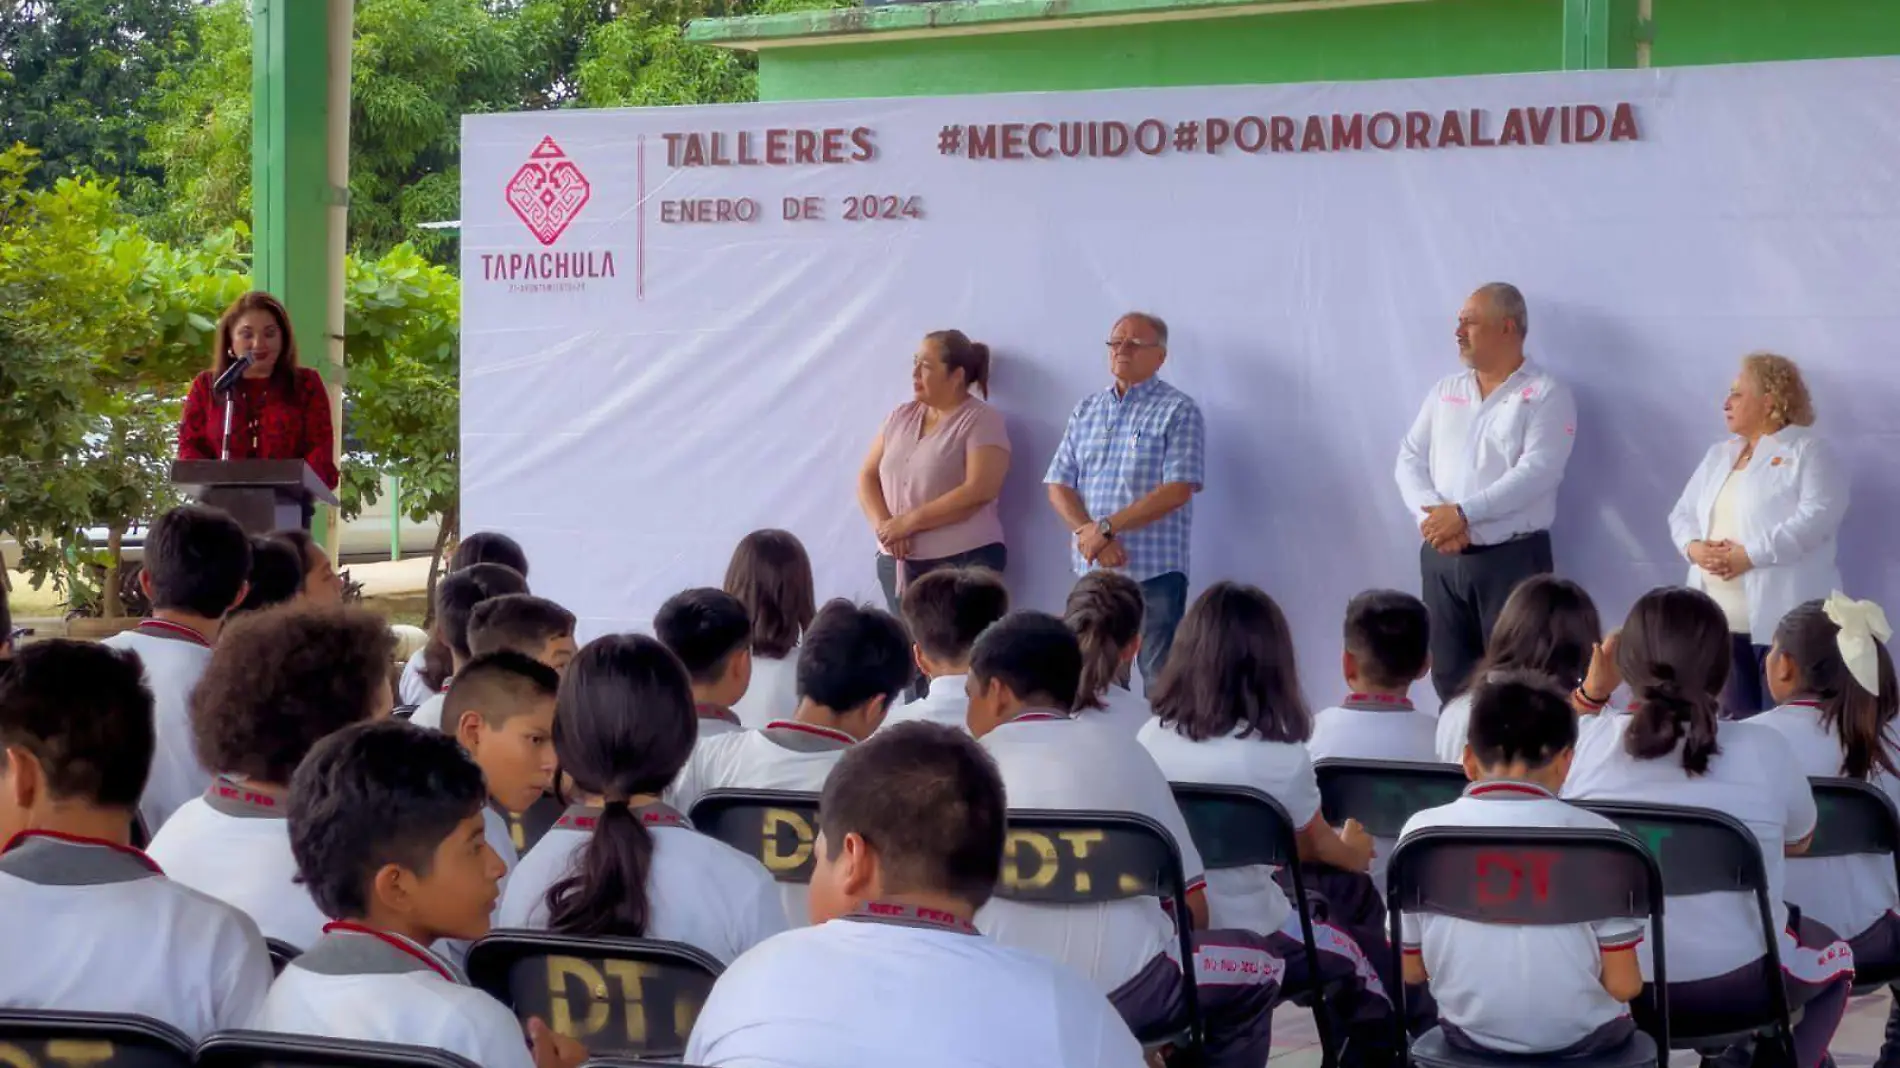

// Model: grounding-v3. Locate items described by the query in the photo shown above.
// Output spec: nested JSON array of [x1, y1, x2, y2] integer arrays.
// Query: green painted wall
[[754, 0, 1900, 103]]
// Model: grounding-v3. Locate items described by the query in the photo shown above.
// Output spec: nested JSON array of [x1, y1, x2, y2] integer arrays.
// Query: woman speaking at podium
[[176, 291, 339, 490]]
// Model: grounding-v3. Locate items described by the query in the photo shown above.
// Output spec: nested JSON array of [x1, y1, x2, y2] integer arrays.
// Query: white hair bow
[[1824, 591, 1893, 696]]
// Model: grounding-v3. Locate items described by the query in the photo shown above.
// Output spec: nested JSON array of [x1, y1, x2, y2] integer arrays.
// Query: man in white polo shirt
[[1395, 282, 1577, 700]]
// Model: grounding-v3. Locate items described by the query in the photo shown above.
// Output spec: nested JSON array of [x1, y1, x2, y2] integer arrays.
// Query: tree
[[141, 0, 251, 243], [0, 0, 199, 204]]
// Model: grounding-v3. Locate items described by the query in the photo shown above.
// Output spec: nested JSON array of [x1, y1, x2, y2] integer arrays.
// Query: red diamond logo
[[506, 136, 591, 246]]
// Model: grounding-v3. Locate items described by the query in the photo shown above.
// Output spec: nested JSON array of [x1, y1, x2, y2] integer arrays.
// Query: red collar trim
[[553, 802, 690, 832], [1008, 709, 1072, 724], [0, 830, 163, 874], [1782, 699, 1824, 709], [845, 902, 980, 935], [764, 721, 858, 745], [1343, 693, 1415, 711], [320, 922, 455, 981], [206, 778, 281, 812], [697, 703, 742, 726], [135, 619, 213, 648], [1464, 781, 1555, 800]]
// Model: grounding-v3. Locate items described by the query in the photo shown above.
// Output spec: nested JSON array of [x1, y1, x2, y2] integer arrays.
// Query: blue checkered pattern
[[1044, 377, 1206, 580]]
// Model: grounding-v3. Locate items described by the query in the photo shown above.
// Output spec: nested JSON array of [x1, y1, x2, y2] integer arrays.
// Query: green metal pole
[[253, 0, 352, 547], [1561, 0, 1623, 70]]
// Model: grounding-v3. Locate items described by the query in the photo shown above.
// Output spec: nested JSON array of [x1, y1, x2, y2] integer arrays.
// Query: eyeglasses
[[1105, 339, 1161, 352]]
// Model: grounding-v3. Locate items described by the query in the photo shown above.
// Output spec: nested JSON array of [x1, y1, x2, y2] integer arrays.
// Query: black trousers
[[1419, 531, 1554, 701]]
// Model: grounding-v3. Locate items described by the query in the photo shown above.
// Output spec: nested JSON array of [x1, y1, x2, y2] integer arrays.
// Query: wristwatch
[[1096, 517, 1115, 539]]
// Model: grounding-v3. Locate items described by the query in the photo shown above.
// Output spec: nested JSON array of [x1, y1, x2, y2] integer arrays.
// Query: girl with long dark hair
[[1563, 587, 1849, 1068], [1433, 575, 1605, 762], [494, 634, 785, 961], [1063, 571, 1150, 735], [725, 529, 817, 729]]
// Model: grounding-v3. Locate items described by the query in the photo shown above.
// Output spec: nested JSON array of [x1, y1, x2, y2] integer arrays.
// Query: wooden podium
[[170, 460, 338, 535]]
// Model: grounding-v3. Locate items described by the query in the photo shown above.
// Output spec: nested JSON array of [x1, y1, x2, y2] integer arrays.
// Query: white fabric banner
[[461, 58, 1900, 709]]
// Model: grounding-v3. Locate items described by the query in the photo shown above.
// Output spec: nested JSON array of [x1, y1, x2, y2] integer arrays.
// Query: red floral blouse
[[177, 366, 340, 490]]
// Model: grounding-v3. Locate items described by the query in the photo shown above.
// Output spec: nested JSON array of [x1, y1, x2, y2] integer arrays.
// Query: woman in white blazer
[[1668, 353, 1847, 719]]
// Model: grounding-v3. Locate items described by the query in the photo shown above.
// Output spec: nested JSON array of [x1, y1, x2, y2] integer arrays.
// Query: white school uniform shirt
[[1308, 696, 1446, 891], [495, 804, 786, 964], [147, 780, 330, 950], [732, 652, 799, 730], [685, 906, 1145, 1068], [0, 832, 274, 1042], [1137, 718, 1320, 938], [408, 691, 449, 731], [1665, 426, 1846, 641], [1433, 694, 1474, 764], [398, 648, 434, 706], [1082, 683, 1154, 738], [253, 924, 533, 1068], [1561, 713, 1817, 981], [1394, 360, 1577, 547], [975, 710, 1207, 991], [879, 674, 971, 733], [1398, 781, 1644, 1054], [103, 622, 216, 831], [1753, 700, 1900, 940]]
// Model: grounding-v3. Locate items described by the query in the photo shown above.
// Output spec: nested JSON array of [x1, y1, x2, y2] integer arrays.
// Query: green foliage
[[141, 0, 252, 243]]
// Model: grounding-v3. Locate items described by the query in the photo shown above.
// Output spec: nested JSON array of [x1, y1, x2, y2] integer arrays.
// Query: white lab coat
[[1666, 425, 1846, 640]]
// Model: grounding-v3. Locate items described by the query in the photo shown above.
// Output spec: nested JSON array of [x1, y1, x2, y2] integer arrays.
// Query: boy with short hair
[[443, 651, 560, 881], [256, 720, 585, 1068], [686, 721, 1144, 1067], [1308, 589, 1439, 763], [400, 531, 532, 705], [104, 503, 252, 830], [149, 605, 398, 949], [964, 611, 1277, 1068], [885, 567, 1009, 732], [410, 563, 529, 730], [654, 587, 754, 736], [468, 594, 579, 670], [0, 639, 273, 1039], [1398, 672, 1644, 1056]]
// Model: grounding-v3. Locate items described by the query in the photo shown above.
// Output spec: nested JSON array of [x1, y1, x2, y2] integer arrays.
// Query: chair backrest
[[1572, 801, 1769, 897], [1807, 777, 1900, 860], [687, 789, 822, 884], [264, 939, 301, 976], [1314, 759, 1468, 839], [0, 1010, 192, 1068], [195, 1031, 480, 1067], [466, 931, 722, 1061], [391, 704, 419, 720], [1169, 783, 1299, 871]]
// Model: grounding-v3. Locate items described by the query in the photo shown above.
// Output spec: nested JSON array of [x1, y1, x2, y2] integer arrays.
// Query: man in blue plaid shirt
[[1045, 312, 1206, 686]]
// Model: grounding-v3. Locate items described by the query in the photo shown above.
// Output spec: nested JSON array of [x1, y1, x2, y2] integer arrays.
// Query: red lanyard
[[135, 619, 212, 648], [846, 901, 979, 935], [320, 922, 454, 981], [0, 830, 163, 874]]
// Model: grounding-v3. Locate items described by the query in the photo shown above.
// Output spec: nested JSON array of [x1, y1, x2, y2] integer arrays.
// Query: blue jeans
[[1137, 571, 1188, 692]]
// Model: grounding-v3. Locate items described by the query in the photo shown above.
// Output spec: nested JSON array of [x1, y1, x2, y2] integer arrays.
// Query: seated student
[[1138, 583, 1393, 1061], [1563, 587, 1850, 1068], [444, 651, 561, 892], [274, 528, 345, 606], [496, 635, 785, 962], [884, 567, 1009, 732], [410, 563, 530, 730], [1065, 570, 1151, 736], [104, 504, 252, 832], [148, 605, 397, 949], [0, 640, 273, 1040], [1434, 575, 1608, 763], [654, 587, 755, 736], [685, 721, 1146, 1068], [1400, 673, 1645, 1057], [1756, 596, 1900, 1036], [725, 529, 817, 729], [965, 611, 1276, 1068], [233, 533, 306, 615], [668, 599, 912, 814], [257, 720, 585, 1068], [402, 531, 531, 706], [468, 594, 579, 672]]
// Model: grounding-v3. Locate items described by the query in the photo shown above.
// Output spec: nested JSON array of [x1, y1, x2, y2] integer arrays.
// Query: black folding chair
[[1576, 801, 1797, 1064], [391, 704, 419, 720], [466, 930, 722, 1062], [196, 1032, 480, 1067], [1807, 777, 1900, 992], [1171, 783, 1345, 1068], [0, 1009, 192, 1068], [688, 789, 822, 884], [1314, 760, 1469, 840], [996, 809, 1203, 1063], [1385, 826, 1669, 1068], [264, 938, 301, 976]]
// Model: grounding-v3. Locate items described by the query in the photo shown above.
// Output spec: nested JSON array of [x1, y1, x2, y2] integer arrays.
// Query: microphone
[[213, 349, 254, 396]]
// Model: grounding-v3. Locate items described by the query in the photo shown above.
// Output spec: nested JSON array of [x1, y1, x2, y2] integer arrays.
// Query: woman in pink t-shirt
[[856, 330, 1012, 610]]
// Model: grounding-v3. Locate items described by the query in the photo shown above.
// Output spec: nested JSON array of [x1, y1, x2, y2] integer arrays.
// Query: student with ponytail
[[495, 635, 786, 962], [1757, 594, 1900, 1068], [1563, 587, 1849, 1068], [1064, 571, 1151, 736]]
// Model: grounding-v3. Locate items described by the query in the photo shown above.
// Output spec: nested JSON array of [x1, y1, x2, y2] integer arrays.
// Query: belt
[[1460, 530, 1547, 556]]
